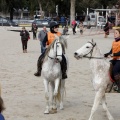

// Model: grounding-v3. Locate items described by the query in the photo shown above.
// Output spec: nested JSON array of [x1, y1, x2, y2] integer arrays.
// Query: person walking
[[0, 97, 5, 120], [31, 23, 38, 40], [104, 29, 120, 92], [34, 22, 67, 79], [38, 26, 48, 53], [104, 21, 109, 38], [71, 20, 77, 35], [20, 27, 30, 53]]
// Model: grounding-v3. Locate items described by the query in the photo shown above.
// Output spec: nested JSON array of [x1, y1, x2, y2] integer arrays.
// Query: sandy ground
[[0, 26, 120, 120]]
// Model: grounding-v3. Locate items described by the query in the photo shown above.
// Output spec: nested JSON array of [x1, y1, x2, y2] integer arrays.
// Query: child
[[104, 29, 120, 92], [0, 97, 5, 120], [79, 22, 84, 35], [62, 26, 68, 35]]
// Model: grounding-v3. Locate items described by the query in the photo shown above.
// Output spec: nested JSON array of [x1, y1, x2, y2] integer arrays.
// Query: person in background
[[34, 22, 67, 79], [0, 97, 5, 120], [31, 23, 38, 40], [20, 27, 29, 53], [62, 25, 68, 35], [79, 22, 84, 35], [104, 21, 109, 38], [60, 15, 65, 28], [71, 20, 77, 35], [38, 26, 48, 53], [104, 29, 120, 92]]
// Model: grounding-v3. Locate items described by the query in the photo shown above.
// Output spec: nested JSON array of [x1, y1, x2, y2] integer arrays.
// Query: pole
[[56, 5, 58, 16], [106, 11, 107, 23], [115, 12, 118, 26], [87, 8, 88, 28]]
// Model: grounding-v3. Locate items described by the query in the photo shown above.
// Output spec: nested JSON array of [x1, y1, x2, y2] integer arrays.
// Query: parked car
[[0, 17, 18, 26], [32, 19, 50, 27]]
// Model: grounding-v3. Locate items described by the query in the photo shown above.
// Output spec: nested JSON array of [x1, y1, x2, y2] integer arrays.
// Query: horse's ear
[[91, 39, 94, 43]]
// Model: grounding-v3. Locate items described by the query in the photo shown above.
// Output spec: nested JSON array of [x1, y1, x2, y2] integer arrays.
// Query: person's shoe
[[34, 72, 41, 77], [62, 73, 67, 79], [25, 49, 27, 53]]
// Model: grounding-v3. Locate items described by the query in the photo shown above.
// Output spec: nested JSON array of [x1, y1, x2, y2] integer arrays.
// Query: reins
[[83, 56, 105, 59]]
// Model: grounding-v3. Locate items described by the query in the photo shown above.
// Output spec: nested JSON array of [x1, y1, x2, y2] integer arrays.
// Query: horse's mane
[[45, 36, 67, 57]]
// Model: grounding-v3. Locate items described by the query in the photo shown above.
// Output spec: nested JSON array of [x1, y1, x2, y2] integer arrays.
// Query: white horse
[[42, 36, 68, 114], [74, 39, 115, 120]]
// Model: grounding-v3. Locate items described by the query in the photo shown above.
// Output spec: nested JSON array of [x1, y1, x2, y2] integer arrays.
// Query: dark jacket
[[20, 30, 29, 40], [31, 24, 38, 33]]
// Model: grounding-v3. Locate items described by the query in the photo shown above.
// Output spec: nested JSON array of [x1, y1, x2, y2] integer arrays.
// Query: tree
[[70, 0, 76, 24]]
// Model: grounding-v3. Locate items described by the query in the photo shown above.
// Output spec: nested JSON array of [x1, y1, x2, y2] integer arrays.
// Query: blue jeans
[[40, 41, 45, 53]]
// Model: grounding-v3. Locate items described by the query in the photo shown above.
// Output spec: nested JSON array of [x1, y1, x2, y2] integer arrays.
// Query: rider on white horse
[[34, 22, 67, 79], [104, 29, 120, 92]]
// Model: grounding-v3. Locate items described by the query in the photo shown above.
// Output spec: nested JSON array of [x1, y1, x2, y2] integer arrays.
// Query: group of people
[[71, 20, 84, 35], [34, 21, 120, 93], [1, 19, 120, 119], [19, 20, 120, 93], [20, 25, 47, 54]]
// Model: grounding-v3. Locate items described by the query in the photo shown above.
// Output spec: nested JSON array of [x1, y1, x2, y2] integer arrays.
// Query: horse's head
[[47, 36, 67, 62], [74, 39, 96, 59]]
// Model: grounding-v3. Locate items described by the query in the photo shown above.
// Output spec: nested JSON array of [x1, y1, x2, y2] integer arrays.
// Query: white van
[[83, 13, 106, 27]]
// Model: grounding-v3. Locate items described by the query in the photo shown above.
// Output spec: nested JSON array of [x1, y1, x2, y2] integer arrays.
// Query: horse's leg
[[102, 95, 114, 120], [88, 89, 105, 120], [43, 79, 49, 114], [50, 82, 57, 109], [60, 79, 65, 110], [48, 82, 57, 114], [54, 78, 60, 96]]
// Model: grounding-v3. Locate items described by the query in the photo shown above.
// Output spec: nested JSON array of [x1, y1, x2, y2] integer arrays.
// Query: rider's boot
[[109, 63, 113, 77], [114, 74, 120, 93], [34, 55, 43, 77]]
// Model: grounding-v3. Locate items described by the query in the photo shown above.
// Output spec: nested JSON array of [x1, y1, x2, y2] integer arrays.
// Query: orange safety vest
[[112, 40, 120, 60], [47, 32, 61, 45]]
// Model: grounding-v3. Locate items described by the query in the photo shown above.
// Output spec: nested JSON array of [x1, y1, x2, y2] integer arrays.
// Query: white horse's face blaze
[[54, 40, 62, 62], [74, 42, 93, 59]]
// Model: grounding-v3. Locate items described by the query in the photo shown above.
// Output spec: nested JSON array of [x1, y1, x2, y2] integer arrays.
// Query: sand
[[0, 26, 120, 120]]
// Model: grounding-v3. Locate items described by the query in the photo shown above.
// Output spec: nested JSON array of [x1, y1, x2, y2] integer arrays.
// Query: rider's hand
[[104, 53, 109, 57], [46, 45, 48, 49]]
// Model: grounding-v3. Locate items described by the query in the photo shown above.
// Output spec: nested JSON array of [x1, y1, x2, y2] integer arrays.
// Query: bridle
[[48, 40, 62, 61], [56, 41, 63, 57], [83, 41, 104, 59]]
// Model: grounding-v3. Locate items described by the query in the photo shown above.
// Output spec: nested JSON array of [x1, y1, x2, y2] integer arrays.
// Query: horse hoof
[[49, 108, 57, 114], [109, 118, 114, 120], [44, 110, 49, 114], [60, 107, 64, 110]]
